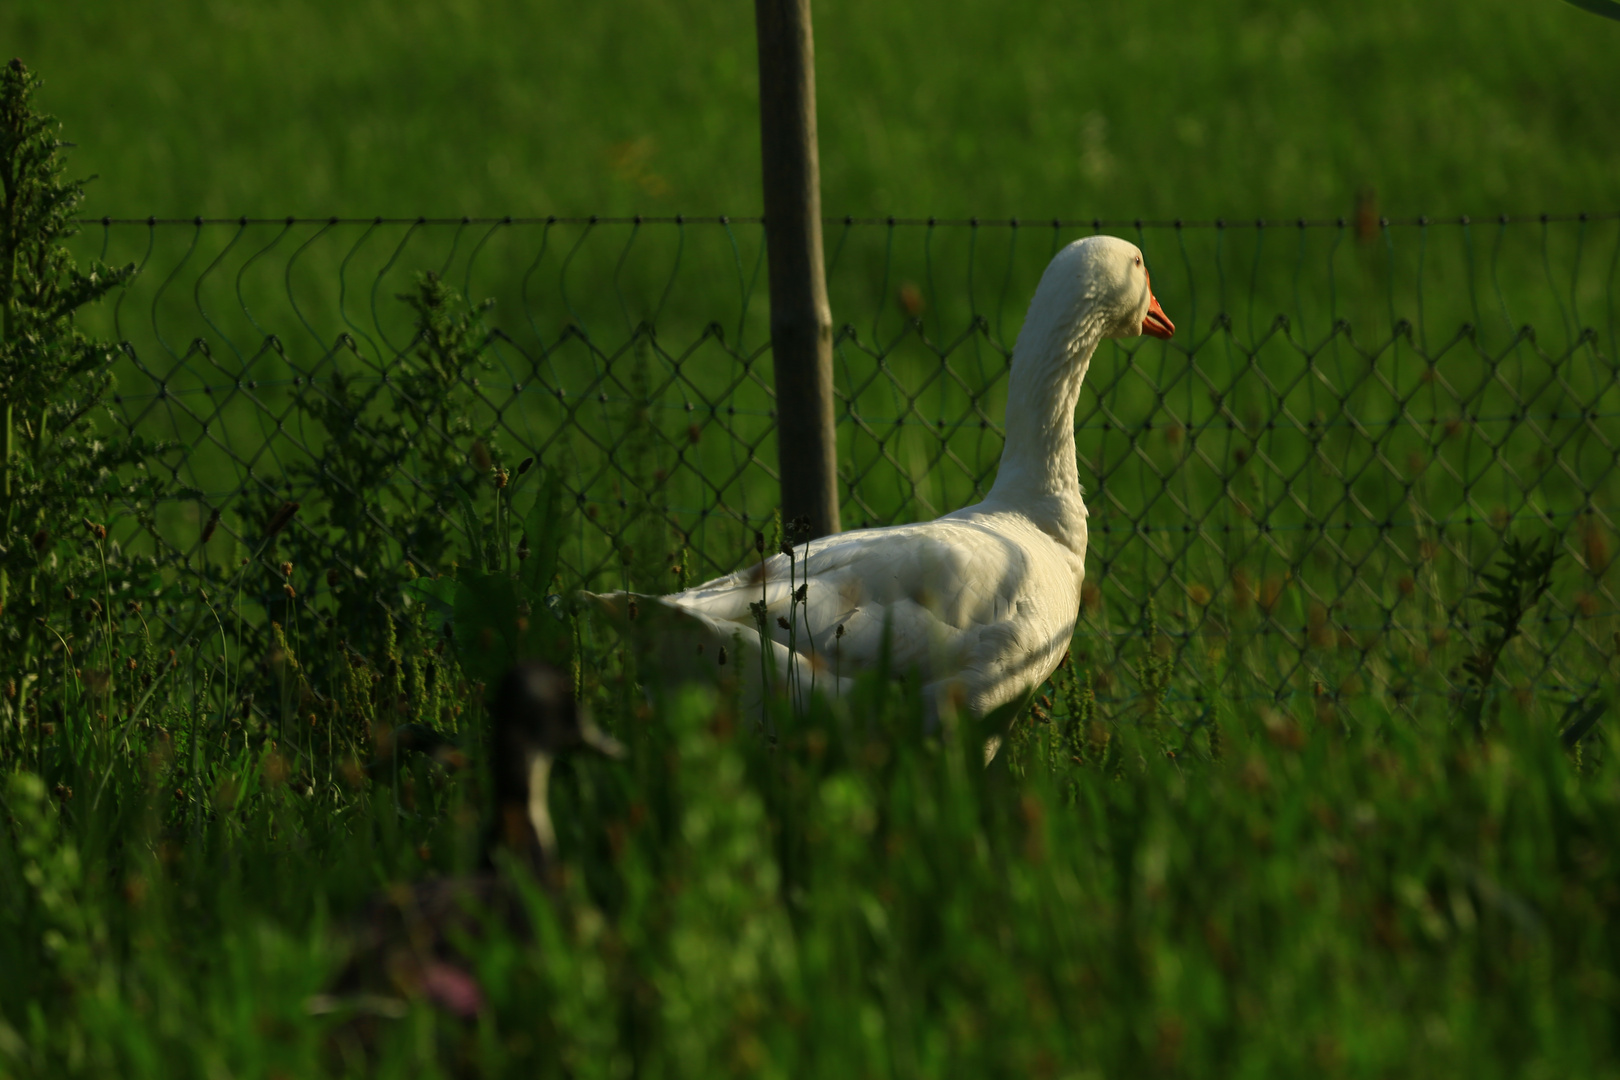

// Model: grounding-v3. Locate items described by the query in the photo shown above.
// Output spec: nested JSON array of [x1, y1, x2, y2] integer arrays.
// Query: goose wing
[[593, 514, 1079, 711]]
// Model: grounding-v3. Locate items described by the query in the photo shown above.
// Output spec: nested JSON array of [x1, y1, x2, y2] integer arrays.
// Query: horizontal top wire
[[72, 211, 1620, 229]]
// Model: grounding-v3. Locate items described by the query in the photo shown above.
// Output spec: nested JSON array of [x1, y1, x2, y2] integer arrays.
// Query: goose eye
[[1134, 255, 1142, 267]]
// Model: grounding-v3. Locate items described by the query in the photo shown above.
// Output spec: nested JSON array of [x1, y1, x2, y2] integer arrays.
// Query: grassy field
[[2, 0, 1618, 220], [4, 1, 1620, 1075], [5, 612, 1620, 1077]]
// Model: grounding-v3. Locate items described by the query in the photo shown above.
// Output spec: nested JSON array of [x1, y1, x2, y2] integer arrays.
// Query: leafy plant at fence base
[[1460, 534, 1558, 737], [405, 467, 573, 694], [254, 272, 503, 666], [0, 58, 166, 754]]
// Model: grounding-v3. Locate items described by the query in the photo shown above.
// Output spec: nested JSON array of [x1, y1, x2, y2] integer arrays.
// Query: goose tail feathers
[[579, 590, 853, 709]]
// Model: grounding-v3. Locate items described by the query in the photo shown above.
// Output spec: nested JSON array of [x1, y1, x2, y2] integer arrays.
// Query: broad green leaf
[[445, 468, 574, 686], [1558, 0, 1620, 18], [401, 575, 458, 623], [453, 482, 486, 571], [519, 468, 566, 597], [451, 567, 523, 689]]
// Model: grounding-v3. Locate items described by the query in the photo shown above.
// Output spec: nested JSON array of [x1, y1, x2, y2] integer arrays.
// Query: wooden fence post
[[754, 0, 841, 539]]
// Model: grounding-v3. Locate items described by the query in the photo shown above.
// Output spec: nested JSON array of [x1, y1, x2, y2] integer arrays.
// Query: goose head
[[488, 661, 624, 874], [991, 235, 1176, 522], [1026, 235, 1175, 346]]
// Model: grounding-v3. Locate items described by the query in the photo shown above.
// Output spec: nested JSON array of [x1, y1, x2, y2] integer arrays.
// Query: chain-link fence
[[73, 212, 1620, 712]]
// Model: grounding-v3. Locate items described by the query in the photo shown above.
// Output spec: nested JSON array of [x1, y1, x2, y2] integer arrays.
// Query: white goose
[[592, 235, 1174, 721]]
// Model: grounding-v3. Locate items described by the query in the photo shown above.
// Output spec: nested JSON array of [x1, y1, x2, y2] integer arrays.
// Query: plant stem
[[1, 401, 10, 612]]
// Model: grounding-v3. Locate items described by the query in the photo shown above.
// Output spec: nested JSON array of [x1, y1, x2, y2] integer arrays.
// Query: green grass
[[2, 0, 1618, 220], [4, 630, 1620, 1078]]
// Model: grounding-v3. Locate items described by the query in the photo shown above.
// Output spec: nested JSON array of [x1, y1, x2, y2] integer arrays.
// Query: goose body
[[595, 235, 1173, 718]]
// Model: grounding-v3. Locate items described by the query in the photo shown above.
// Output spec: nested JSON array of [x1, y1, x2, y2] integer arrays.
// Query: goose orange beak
[[1142, 274, 1174, 339]]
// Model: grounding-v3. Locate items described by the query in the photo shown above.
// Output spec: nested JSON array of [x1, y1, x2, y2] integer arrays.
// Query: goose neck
[[987, 319, 1102, 515]]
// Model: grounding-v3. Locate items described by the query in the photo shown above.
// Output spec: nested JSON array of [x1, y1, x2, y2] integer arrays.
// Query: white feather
[[587, 235, 1169, 721]]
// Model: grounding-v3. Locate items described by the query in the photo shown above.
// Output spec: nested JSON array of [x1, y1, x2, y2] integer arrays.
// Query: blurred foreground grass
[[3, 639, 1619, 1077]]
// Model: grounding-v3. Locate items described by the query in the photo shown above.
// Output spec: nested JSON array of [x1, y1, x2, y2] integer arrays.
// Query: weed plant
[[0, 60, 169, 772], [247, 270, 517, 662]]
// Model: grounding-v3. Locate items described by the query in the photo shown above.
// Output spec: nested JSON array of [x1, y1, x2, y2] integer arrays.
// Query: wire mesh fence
[[71, 211, 1620, 715]]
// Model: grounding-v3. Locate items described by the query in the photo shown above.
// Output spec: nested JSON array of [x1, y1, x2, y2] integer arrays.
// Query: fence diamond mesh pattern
[[74, 213, 1620, 714]]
